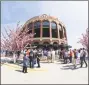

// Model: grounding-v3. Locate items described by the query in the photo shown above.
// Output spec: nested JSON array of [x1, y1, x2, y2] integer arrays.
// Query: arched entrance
[[43, 42, 50, 50], [53, 42, 58, 50]]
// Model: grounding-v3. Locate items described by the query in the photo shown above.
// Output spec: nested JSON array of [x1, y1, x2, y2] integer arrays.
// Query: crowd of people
[[22, 48, 58, 73], [22, 48, 42, 73], [59, 48, 88, 68], [22, 47, 88, 73]]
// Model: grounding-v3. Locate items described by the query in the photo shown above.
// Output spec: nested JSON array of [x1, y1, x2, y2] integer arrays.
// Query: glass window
[[59, 29, 63, 39], [59, 24, 63, 39], [59, 24, 62, 31], [42, 20, 50, 37], [51, 22, 56, 29], [51, 22, 58, 38], [63, 27, 66, 38], [28, 23, 33, 29], [34, 21, 40, 28], [27, 23, 33, 34], [42, 21, 49, 28], [34, 21, 40, 37]]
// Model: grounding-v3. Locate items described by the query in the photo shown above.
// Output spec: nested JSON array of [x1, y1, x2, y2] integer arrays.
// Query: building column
[[57, 24, 60, 44], [63, 27, 66, 39], [64, 29, 67, 40], [57, 24, 60, 39], [63, 27, 67, 40]]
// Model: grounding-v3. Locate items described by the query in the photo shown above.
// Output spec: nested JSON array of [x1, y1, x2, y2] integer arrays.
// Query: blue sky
[[1, 1, 88, 49]]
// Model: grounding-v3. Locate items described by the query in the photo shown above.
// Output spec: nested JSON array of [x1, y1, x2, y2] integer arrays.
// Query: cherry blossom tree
[[1, 22, 34, 55], [78, 28, 88, 50]]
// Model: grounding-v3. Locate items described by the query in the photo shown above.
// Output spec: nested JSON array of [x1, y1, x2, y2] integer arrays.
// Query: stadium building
[[21, 14, 68, 50]]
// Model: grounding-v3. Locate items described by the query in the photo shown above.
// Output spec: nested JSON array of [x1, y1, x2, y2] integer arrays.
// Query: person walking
[[69, 49, 73, 63], [36, 49, 41, 68], [72, 49, 74, 62], [80, 48, 87, 68], [29, 49, 34, 68], [26, 49, 30, 57], [51, 49, 55, 63], [77, 49, 81, 64], [47, 50, 51, 63], [73, 49, 78, 69], [33, 49, 37, 65], [22, 53, 29, 73], [43, 49, 47, 58], [64, 49, 68, 64], [62, 49, 65, 59], [58, 49, 61, 59]]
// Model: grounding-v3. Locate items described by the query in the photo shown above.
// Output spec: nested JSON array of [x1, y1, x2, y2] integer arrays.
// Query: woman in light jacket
[[22, 51, 29, 73], [51, 49, 55, 63]]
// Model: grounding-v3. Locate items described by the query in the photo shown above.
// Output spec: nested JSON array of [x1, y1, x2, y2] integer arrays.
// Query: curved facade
[[21, 14, 68, 46]]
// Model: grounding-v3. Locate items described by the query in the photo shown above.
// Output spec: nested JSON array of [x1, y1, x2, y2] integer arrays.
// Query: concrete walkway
[[1, 61, 88, 84]]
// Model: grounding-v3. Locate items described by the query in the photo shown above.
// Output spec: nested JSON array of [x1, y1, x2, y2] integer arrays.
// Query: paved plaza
[[1, 60, 88, 84]]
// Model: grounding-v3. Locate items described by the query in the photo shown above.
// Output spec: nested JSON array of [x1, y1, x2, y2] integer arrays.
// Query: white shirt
[[78, 53, 80, 58], [65, 51, 68, 57], [48, 51, 51, 57], [80, 50, 86, 57], [52, 51, 55, 56]]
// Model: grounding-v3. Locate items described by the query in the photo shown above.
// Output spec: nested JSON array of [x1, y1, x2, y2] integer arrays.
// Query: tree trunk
[[13, 52, 16, 63]]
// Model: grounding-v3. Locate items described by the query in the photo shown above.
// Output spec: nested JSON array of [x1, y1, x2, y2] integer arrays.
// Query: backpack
[[30, 51, 34, 57]]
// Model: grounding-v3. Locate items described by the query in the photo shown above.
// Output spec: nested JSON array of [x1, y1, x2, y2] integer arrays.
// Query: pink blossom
[[78, 28, 88, 50], [1, 23, 34, 51]]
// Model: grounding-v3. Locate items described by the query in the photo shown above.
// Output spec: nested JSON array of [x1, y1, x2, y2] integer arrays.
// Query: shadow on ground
[[60, 64, 85, 70], [15, 70, 23, 73], [41, 62, 52, 64]]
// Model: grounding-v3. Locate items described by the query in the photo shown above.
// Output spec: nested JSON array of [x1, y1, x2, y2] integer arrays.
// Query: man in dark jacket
[[80, 48, 87, 68], [64, 49, 68, 64], [36, 50, 41, 68], [29, 49, 34, 68]]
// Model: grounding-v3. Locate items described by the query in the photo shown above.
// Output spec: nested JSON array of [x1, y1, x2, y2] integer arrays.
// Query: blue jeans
[[29, 58, 34, 68], [32, 59, 34, 68], [80, 57, 87, 67]]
